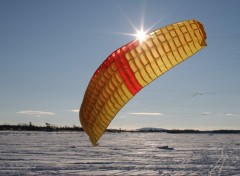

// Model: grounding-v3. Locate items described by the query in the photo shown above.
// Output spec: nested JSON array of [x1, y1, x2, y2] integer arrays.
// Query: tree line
[[0, 123, 239, 133], [0, 123, 83, 132]]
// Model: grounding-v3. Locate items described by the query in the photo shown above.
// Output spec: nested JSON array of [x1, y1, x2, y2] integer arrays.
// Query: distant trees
[[0, 123, 240, 134], [0, 123, 83, 132]]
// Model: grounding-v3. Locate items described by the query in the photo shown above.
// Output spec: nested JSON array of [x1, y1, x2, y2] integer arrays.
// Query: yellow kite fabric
[[80, 19, 207, 145]]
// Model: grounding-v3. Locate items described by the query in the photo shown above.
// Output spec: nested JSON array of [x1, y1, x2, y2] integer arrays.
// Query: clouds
[[201, 112, 239, 117], [69, 109, 79, 113], [128, 112, 163, 116], [127, 111, 239, 118], [223, 113, 239, 117], [202, 112, 211, 116], [16, 111, 55, 117], [16, 109, 79, 117]]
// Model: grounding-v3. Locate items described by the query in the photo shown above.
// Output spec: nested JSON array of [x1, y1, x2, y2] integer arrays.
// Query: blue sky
[[1, 0, 240, 130]]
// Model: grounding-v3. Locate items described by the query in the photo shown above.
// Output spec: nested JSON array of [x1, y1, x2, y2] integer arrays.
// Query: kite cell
[[80, 19, 207, 145]]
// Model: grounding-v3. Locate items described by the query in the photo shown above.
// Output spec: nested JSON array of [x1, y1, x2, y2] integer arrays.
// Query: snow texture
[[1, 131, 240, 175]]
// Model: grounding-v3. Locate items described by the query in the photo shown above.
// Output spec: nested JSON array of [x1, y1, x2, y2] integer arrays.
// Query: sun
[[135, 29, 147, 43]]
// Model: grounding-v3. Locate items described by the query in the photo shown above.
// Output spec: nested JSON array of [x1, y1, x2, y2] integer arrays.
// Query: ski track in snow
[[0, 131, 240, 176]]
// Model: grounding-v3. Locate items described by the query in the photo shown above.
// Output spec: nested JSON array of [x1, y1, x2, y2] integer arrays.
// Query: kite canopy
[[80, 19, 207, 146]]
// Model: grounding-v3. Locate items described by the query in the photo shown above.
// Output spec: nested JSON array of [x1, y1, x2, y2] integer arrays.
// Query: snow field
[[0, 131, 240, 175]]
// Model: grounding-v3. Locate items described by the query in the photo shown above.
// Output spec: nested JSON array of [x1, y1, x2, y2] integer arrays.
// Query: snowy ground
[[0, 131, 240, 175]]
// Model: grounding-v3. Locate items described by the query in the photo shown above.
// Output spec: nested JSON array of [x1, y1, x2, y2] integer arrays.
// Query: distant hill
[[137, 127, 167, 132], [136, 127, 240, 134]]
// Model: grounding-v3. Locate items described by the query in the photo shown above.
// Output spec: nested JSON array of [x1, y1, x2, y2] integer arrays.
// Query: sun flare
[[135, 29, 147, 42]]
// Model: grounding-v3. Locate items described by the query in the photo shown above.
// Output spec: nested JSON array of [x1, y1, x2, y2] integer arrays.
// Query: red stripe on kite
[[114, 41, 142, 95]]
